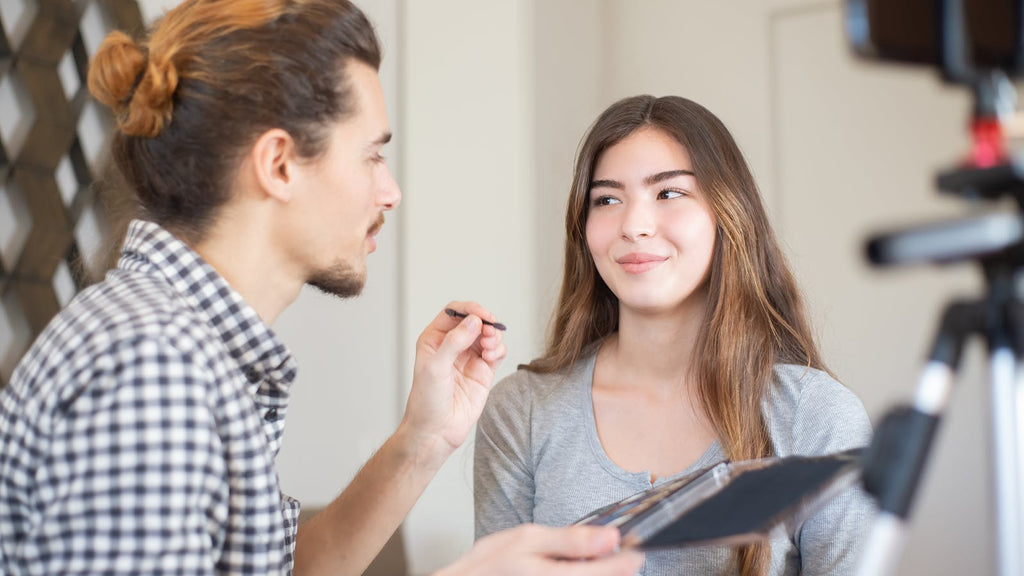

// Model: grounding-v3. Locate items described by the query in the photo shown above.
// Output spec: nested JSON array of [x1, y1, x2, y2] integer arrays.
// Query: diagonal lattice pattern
[[0, 0, 143, 386]]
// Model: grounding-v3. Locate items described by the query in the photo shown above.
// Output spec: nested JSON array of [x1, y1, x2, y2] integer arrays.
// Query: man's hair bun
[[87, 31, 178, 138]]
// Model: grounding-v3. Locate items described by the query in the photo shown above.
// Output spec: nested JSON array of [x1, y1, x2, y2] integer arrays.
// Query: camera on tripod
[[843, 2, 1024, 576], [848, 0, 1023, 83], [848, 0, 1024, 265]]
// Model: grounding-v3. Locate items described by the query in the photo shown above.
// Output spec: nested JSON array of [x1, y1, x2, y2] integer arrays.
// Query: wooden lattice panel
[[0, 0, 143, 386]]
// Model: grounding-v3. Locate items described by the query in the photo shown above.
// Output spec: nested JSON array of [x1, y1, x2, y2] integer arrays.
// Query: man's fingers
[[513, 525, 644, 576], [433, 314, 483, 370], [519, 525, 621, 559], [481, 342, 507, 365], [449, 301, 500, 325], [467, 525, 643, 576], [429, 301, 505, 372], [551, 552, 646, 576]]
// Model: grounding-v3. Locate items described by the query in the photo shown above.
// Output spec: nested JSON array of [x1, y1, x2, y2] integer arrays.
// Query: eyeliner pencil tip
[[444, 308, 507, 331]]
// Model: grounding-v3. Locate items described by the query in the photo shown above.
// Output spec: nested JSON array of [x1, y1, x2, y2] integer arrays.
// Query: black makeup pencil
[[444, 308, 507, 331]]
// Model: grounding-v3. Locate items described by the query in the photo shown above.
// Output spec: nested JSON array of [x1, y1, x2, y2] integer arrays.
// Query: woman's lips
[[617, 253, 667, 274]]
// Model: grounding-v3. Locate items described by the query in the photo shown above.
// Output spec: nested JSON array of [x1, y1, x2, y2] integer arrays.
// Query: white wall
[[532, 0, 607, 331], [399, 1, 537, 572]]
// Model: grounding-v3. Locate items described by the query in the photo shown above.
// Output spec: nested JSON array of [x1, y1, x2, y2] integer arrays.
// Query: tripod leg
[[993, 346, 1023, 576], [856, 514, 907, 576], [856, 361, 954, 576]]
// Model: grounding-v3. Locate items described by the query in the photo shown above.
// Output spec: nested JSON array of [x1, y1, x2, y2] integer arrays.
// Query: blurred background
[[0, 0, 999, 574]]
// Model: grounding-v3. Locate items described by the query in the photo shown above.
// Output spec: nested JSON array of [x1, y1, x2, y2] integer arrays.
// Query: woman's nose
[[620, 201, 655, 240]]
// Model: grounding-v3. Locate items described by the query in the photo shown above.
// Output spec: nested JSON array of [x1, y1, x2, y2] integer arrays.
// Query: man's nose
[[380, 167, 401, 209]]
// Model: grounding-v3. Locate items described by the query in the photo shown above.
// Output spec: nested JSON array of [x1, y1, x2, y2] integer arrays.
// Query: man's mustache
[[369, 214, 385, 235]]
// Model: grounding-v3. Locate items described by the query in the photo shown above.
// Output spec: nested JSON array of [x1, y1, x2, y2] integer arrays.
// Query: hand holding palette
[[575, 450, 863, 550]]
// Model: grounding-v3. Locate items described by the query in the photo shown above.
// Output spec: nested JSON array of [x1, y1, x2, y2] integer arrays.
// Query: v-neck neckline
[[579, 350, 725, 487]]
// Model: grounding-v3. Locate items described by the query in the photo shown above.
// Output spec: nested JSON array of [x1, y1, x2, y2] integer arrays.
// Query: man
[[0, 1, 643, 575]]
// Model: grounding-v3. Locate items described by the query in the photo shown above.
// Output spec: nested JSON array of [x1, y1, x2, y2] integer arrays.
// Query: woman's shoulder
[[770, 364, 856, 408], [766, 364, 873, 456], [478, 356, 594, 444], [490, 357, 591, 408]]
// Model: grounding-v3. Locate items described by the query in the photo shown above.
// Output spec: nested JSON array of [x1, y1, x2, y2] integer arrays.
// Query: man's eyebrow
[[644, 169, 694, 186]]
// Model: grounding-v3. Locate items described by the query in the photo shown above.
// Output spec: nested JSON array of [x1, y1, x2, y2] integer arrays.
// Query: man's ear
[[250, 128, 299, 203]]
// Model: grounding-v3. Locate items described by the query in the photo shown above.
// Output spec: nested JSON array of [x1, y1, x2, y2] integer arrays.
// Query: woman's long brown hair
[[525, 95, 828, 576]]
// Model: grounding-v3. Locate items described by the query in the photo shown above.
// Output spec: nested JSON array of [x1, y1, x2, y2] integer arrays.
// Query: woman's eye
[[592, 195, 621, 207], [658, 189, 684, 200]]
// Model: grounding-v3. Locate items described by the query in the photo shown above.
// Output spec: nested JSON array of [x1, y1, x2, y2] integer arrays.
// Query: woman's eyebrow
[[644, 169, 694, 186], [590, 169, 695, 192], [589, 179, 623, 190]]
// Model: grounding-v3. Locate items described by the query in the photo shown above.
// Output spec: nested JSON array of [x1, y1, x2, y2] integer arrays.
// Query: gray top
[[474, 350, 875, 576]]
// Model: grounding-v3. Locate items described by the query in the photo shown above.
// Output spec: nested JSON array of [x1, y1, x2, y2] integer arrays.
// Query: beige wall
[[399, 1, 539, 572]]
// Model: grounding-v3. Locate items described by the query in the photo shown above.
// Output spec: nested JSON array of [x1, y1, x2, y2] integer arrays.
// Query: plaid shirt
[[0, 220, 300, 575]]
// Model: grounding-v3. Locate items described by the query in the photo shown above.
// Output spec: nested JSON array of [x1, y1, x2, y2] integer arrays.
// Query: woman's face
[[585, 127, 716, 316]]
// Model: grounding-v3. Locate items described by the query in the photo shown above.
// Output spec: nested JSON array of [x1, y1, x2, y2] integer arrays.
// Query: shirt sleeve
[[33, 336, 227, 575], [789, 373, 877, 576], [473, 372, 536, 539]]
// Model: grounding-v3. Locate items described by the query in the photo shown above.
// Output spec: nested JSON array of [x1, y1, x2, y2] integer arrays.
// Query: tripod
[[855, 73, 1024, 576]]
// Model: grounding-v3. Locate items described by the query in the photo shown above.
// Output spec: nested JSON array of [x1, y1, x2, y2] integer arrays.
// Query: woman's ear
[[250, 128, 298, 203]]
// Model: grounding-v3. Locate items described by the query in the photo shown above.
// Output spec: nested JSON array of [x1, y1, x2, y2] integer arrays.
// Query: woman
[[474, 95, 873, 576]]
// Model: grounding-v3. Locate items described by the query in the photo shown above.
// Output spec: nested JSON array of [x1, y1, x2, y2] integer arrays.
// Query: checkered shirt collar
[[117, 219, 298, 405]]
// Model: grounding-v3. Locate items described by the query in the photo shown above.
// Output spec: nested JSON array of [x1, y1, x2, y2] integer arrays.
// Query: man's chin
[[307, 268, 366, 299]]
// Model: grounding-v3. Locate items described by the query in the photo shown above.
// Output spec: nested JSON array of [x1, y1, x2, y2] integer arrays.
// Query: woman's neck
[[601, 293, 708, 393]]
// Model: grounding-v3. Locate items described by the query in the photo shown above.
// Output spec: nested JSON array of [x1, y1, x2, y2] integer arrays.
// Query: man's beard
[[308, 213, 383, 298], [308, 262, 366, 298]]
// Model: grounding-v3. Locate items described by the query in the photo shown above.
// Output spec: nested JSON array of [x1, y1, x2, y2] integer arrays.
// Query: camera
[[846, 0, 1024, 82]]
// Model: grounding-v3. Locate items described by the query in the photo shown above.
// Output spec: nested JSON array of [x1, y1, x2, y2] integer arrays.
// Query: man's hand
[[294, 302, 506, 576], [401, 301, 507, 467], [436, 525, 645, 576]]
